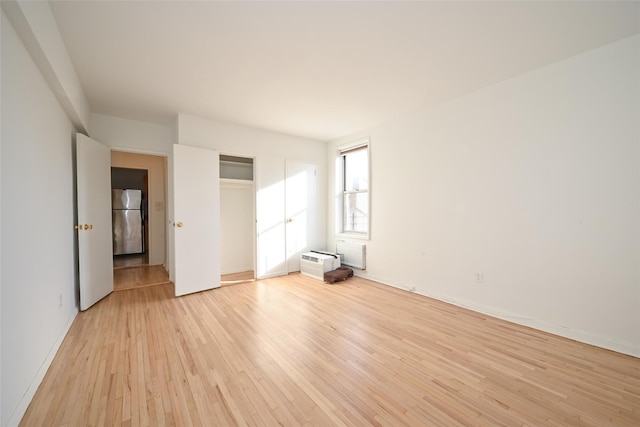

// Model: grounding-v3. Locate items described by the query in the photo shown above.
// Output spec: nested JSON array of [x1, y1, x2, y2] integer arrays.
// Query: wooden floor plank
[[221, 270, 255, 285], [20, 274, 640, 426], [113, 265, 170, 291]]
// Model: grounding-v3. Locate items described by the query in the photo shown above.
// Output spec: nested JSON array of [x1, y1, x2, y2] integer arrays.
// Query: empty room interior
[[1, 1, 639, 426]]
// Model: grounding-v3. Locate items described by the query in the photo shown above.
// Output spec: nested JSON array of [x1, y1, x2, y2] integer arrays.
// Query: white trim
[[336, 137, 369, 152], [336, 232, 369, 240], [349, 270, 640, 358], [335, 137, 371, 240], [257, 271, 288, 280], [106, 145, 170, 157], [221, 266, 254, 276], [6, 310, 78, 427]]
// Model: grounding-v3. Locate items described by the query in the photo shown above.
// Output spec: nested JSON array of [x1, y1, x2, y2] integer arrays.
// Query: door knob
[[287, 218, 294, 223], [84, 224, 90, 230], [177, 222, 183, 228]]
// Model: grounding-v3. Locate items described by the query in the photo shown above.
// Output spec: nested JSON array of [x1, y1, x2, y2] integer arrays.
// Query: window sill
[[335, 232, 369, 241]]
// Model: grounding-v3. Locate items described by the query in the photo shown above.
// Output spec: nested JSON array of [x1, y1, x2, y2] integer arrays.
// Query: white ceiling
[[49, 1, 640, 142]]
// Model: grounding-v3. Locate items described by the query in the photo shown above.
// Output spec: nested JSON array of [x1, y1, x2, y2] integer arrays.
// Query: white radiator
[[336, 241, 366, 269], [300, 252, 341, 281]]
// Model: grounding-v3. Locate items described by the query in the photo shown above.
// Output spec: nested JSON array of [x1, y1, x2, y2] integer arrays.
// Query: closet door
[[285, 160, 318, 272], [173, 144, 220, 296]]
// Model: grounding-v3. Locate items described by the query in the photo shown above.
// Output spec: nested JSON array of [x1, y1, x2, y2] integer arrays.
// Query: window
[[338, 140, 369, 238]]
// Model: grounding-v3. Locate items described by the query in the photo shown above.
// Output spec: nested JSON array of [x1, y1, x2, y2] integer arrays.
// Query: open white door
[[285, 160, 318, 272], [173, 144, 221, 296], [77, 134, 114, 310]]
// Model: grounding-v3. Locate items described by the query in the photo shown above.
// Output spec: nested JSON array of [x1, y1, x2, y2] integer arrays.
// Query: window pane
[[344, 148, 368, 192], [344, 192, 368, 233]]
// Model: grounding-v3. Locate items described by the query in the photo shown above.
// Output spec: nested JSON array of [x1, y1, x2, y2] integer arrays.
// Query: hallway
[[113, 253, 148, 269]]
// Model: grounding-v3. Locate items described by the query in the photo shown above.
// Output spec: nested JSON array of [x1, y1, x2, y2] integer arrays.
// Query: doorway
[[220, 155, 256, 285], [111, 151, 169, 290]]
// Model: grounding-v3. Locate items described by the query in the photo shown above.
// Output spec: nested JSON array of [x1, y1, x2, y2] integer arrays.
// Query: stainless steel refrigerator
[[112, 189, 144, 255]]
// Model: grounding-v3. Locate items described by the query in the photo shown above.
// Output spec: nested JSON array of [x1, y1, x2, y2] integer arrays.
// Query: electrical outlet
[[474, 273, 484, 284]]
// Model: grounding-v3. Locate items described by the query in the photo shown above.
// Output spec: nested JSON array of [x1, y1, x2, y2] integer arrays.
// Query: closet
[[219, 155, 255, 280]]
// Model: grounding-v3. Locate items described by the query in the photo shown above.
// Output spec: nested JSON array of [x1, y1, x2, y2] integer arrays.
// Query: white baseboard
[[257, 270, 287, 280], [437, 294, 640, 358], [352, 271, 640, 358], [7, 309, 78, 427], [221, 265, 254, 276]]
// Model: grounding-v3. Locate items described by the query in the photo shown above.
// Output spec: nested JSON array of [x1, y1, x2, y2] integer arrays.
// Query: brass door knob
[[177, 222, 183, 228], [287, 218, 294, 223]]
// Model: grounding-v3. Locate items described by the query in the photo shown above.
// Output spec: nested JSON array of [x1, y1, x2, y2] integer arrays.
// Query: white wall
[[1, 11, 79, 426], [328, 35, 640, 357], [1, 1, 90, 133], [177, 114, 327, 278], [90, 114, 174, 154]]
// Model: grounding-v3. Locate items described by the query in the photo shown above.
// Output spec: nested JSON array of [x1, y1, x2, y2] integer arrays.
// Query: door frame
[[110, 148, 169, 271], [219, 153, 257, 280]]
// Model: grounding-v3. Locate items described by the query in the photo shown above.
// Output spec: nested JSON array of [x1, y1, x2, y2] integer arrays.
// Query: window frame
[[336, 137, 370, 240]]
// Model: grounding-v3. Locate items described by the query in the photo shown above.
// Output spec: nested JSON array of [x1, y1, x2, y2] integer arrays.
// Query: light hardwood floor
[[113, 265, 170, 291], [21, 274, 639, 426], [113, 254, 149, 269], [221, 270, 255, 285]]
